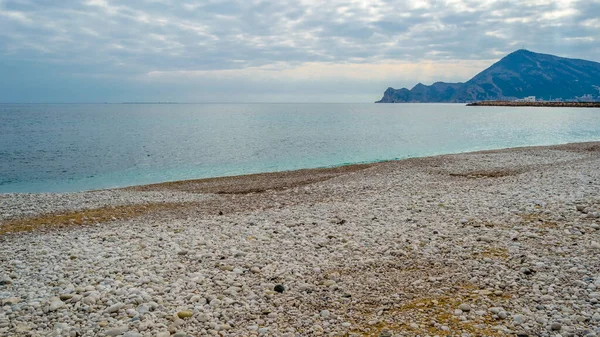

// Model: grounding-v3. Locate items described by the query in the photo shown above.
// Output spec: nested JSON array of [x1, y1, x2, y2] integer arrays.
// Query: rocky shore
[[466, 101, 600, 108], [1, 142, 600, 337]]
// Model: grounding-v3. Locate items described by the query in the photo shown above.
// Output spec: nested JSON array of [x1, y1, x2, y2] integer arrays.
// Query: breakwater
[[467, 101, 600, 108]]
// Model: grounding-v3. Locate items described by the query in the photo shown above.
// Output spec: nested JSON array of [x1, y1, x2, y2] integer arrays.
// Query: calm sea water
[[1, 103, 599, 193]]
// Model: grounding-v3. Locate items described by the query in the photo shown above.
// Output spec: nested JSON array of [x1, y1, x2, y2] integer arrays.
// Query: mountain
[[376, 50, 600, 103]]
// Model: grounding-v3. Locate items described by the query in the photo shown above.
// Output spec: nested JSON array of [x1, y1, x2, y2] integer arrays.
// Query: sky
[[1, 0, 599, 103]]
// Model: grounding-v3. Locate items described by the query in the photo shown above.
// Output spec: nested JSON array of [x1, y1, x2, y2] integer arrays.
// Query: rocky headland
[[376, 50, 600, 103]]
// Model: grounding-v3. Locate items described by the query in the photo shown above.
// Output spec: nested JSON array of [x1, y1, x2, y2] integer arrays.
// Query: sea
[[1, 103, 599, 193]]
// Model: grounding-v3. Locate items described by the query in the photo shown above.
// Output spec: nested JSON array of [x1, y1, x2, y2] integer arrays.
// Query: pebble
[[123, 332, 143, 337], [550, 322, 562, 331], [323, 280, 336, 287], [513, 314, 527, 325], [177, 311, 193, 319], [48, 298, 65, 311], [458, 303, 471, 312], [105, 302, 124, 313], [105, 325, 129, 336]]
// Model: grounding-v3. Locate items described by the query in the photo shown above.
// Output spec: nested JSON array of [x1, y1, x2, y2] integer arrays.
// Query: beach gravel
[[1, 142, 600, 336]]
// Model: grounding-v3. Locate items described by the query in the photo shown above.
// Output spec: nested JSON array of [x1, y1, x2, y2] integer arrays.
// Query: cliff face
[[376, 50, 600, 103]]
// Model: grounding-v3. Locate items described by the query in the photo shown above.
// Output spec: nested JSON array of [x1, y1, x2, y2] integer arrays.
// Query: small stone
[[274, 284, 285, 293], [320, 310, 330, 318], [298, 283, 313, 291], [49, 298, 65, 311], [250, 266, 261, 273], [323, 280, 336, 287], [258, 327, 269, 335], [379, 329, 393, 337], [458, 303, 471, 312], [105, 325, 129, 336], [59, 294, 73, 301], [82, 295, 97, 304], [489, 307, 503, 314], [521, 268, 534, 275], [576, 205, 586, 212], [177, 250, 188, 256], [123, 332, 143, 337], [99, 321, 109, 327], [155, 331, 170, 337], [2, 297, 20, 306], [550, 322, 562, 331], [177, 311, 193, 319], [592, 312, 600, 321], [137, 304, 150, 314], [173, 332, 186, 337], [106, 302, 124, 313], [498, 311, 508, 319], [513, 314, 527, 325]]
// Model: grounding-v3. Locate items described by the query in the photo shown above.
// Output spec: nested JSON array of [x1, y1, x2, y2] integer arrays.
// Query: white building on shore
[[515, 96, 536, 102]]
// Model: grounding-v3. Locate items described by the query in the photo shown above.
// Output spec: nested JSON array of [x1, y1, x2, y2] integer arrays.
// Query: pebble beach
[[1, 142, 600, 337]]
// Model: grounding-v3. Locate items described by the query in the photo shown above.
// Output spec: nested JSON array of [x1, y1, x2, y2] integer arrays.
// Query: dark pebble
[[274, 284, 285, 293], [521, 268, 534, 275]]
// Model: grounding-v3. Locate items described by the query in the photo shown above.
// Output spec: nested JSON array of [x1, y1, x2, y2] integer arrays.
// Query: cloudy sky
[[1, 0, 599, 103]]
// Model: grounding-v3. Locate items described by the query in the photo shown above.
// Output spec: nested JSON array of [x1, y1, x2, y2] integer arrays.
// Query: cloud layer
[[1, 0, 599, 102]]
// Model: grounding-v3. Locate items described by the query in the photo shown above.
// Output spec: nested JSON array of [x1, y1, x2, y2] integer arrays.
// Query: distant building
[[577, 94, 595, 102], [515, 96, 536, 102]]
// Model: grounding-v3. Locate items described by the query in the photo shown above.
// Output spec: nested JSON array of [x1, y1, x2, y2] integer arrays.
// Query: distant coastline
[[466, 101, 600, 108]]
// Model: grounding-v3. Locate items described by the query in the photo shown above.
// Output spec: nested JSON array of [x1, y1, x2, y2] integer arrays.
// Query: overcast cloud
[[1, 0, 599, 102]]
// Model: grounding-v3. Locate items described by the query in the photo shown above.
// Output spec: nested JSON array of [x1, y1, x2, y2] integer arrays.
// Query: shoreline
[[1, 141, 599, 336], [467, 101, 600, 108], [2, 141, 600, 225], [2, 140, 598, 197]]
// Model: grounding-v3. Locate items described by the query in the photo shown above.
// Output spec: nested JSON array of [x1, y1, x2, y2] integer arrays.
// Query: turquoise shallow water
[[1, 103, 599, 193]]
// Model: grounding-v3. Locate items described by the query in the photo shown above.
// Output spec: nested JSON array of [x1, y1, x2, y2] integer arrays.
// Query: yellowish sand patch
[[449, 169, 518, 179], [0, 202, 191, 235], [475, 247, 509, 260], [351, 288, 509, 337]]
